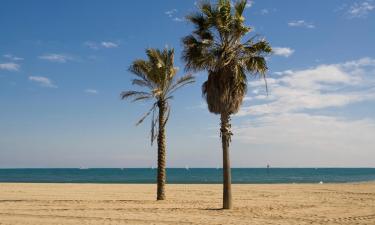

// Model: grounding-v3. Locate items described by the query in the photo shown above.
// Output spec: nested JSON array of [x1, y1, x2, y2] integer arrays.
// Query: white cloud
[[347, 1, 374, 18], [173, 17, 185, 22], [165, 9, 185, 22], [165, 9, 177, 17], [233, 113, 375, 167], [235, 113, 375, 146], [288, 20, 315, 29], [29, 76, 57, 88], [243, 96, 253, 101], [3, 54, 23, 61], [245, 1, 254, 8], [84, 89, 98, 94], [39, 54, 73, 63], [239, 58, 375, 116], [232, 58, 375, 166], [84, 41, 119, 49], [260, 9, 269, 15], [101, 41, 118, 48], [0, 62, 20, 71], [84, 41, 100, 50], [273, 47, 295, 57], [187, 101, 206, 110]]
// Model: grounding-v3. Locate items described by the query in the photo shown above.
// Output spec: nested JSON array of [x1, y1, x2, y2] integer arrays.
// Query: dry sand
[[0, 183, 374, 225]]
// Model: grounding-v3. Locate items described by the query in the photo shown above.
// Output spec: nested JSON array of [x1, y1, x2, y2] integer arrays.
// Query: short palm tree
[[121, 47, 194, 200], [182, 0, 271, 209]]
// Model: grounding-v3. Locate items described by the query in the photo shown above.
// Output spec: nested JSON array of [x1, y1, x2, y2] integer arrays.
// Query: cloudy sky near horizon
[[1, 0, 374, 168]]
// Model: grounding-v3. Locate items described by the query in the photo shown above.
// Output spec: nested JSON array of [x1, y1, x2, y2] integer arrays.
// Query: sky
[[0, 0, 374, 168]]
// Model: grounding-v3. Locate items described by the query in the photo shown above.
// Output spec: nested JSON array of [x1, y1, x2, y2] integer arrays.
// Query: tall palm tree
[[182, 0, 271, 209], [121, 47, 194, 200]]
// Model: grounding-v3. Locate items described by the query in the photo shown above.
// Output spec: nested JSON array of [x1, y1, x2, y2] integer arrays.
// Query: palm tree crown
[[121, 48, 194, 144], [182, 0, 272, 114]]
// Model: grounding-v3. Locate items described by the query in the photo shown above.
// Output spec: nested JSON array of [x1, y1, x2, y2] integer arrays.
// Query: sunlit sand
[[0, 183, 374, 225]]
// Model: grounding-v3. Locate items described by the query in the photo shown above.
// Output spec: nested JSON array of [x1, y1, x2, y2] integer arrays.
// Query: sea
[[0, 168, 374, 184]]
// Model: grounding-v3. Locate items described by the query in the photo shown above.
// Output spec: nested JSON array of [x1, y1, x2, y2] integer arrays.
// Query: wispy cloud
[[39, 54, 73, 63], [173, 17, 185, 22], [255, 8, 277, 16], [101, 41, 118, 48], [347, 1, 374, 18], [3, 54, 23, 61], [260, 9, 269, 14], [288, 20, 315, 29], [29, 76, 57, 88], [84, 41, 99, 50], [273, 47, 295, 57], [187, 101, 206, 110], [84, 89, 98, 94], [234, 113, 375, 166], [165, 9, 177, 17], [245, 1, 254, 8], [165, 9, 184, 22], [0, 62, 20, 71], [84, 41, 119, 49]]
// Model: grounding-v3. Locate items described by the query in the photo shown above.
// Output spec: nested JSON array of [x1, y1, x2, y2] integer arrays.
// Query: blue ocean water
[[0, 168, 374, 184]]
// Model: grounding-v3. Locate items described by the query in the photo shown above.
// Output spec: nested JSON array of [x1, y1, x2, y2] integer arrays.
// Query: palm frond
[[244, 56, 268, 75], [244, 39, 272, 55], [120, 91, 152, 100], [129, 60, 151, 81], [146, 48, 165, 69], [234, 0, 247, 16], [131, 95, 153, 102], [162, 103, 171, 128], [182, 35, 216, 71], [150, 108, 158, 145], [200, 2, 214, 19], [131, 79, 154, 89], [167, 74, 195, 95], [136, 102, 157, 126]]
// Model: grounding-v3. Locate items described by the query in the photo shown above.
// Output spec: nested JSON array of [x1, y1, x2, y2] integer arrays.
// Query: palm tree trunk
[[221, 113, 232, 209], [157, 100, 167, 200]]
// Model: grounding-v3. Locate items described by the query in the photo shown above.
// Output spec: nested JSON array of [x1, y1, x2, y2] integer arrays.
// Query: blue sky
[[0, 0, 374, 168]]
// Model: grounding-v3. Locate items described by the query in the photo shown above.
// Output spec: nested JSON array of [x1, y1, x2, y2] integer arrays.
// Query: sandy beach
[[0, 183, 374, 225]]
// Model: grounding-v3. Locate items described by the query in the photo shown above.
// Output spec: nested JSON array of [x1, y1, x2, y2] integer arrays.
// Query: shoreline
[[0, 181, 374, 184]]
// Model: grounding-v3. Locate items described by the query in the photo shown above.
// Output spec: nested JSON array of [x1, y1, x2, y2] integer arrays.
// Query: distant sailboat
[[185, 165, 189, 170]]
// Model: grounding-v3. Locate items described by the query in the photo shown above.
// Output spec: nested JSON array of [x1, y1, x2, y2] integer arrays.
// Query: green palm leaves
[[121, 48, 194, 145], [183, 1, 270, 69], [182, 0, 271, 209], [183, 0, 271, 114]]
